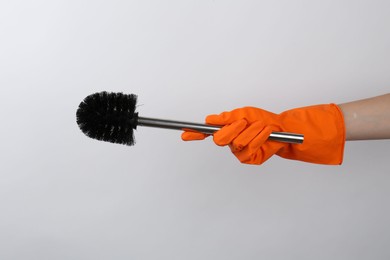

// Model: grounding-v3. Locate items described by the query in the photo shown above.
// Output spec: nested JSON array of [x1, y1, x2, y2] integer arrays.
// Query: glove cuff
[[277, 103, 346, 165]]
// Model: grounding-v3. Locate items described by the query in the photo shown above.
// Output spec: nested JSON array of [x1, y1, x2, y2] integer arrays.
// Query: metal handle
[[137, 116, 304, 144]]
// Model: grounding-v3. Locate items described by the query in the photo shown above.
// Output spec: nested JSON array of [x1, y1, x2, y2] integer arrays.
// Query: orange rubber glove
[[182, 104, 346, 165]]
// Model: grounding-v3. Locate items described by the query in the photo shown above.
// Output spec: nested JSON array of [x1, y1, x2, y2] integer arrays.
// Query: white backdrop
[[1, 1, 389, 259]]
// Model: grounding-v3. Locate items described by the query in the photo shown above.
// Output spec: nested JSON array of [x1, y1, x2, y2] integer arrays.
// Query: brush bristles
[[76, 91, 138, 146]]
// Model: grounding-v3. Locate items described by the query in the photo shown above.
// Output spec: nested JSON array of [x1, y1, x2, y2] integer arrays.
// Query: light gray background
[[1, 1, 389, 259]]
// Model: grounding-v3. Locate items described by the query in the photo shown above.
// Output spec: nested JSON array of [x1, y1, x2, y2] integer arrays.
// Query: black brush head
[[76, 91, 138, 146]]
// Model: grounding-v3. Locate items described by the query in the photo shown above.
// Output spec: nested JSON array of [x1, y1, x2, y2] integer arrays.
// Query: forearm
[[338, 93, 390, 141]]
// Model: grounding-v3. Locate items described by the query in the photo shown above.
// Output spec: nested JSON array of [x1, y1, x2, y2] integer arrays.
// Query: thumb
[[181, 131, 209, 141]]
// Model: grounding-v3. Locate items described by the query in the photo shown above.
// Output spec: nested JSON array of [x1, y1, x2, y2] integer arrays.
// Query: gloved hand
[[182, 104, 346, 165]]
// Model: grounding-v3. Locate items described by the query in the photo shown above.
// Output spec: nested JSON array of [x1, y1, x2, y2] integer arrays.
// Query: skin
[[338, 93, 390, 141]]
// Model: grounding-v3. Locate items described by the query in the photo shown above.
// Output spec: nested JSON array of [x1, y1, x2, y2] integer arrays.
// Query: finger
[[231, 121, 265, 152], [246, 125, 274, 152], [213, 119, 247, 146], [247, 126, 285, 164], [256, 141, 286, 164], [232, 126, 283, 164], [181, 131, 209, 141]]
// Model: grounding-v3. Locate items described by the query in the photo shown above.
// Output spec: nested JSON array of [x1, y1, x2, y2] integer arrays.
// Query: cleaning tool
[[76, 92, 304, 146]]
